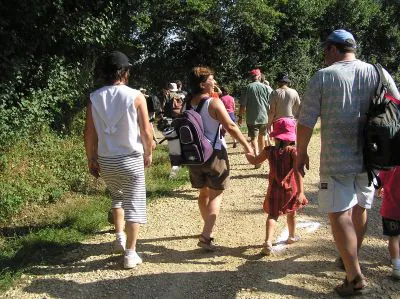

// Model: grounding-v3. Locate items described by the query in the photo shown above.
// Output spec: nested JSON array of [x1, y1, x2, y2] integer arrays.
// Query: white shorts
[[318, 172, 374, 213]]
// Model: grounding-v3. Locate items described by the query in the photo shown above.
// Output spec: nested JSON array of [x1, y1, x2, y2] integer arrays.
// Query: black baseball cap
[[276, 73, 291, 83], [102, 51, 132, 71]]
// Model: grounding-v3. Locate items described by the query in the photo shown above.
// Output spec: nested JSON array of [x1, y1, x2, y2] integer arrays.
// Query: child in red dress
[[246, 117, 308, 255], [379, 166, 400, 279]]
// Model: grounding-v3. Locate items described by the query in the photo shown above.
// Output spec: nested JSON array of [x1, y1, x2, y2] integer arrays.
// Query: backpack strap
[[189, 97, 221, 148], [373, 63, 389, 99], [189, 97, 208, 112]]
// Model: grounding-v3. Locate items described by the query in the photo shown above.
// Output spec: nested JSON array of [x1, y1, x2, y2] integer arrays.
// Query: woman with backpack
[[185, 66, 253, 251]]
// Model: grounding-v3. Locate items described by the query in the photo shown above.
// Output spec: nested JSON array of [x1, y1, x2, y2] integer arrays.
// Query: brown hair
[[326, 42, 356, 54], [188, 66, 214, 94]]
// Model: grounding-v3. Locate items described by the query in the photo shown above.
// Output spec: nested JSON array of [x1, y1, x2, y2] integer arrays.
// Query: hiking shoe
[[393, 267, 400, 280], [124, 252, 143, 269], [287, 236, 300, 244], [169, 166, 180, 179], [197, 235, 219, 251], [261, 242, 273, 256]]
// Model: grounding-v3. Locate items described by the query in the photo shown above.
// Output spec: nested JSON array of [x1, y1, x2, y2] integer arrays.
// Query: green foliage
[[0, 56, 91, 149], [0, 127, 90, 222], [1, 0, 400, 150], [146, 146, 189, 199]]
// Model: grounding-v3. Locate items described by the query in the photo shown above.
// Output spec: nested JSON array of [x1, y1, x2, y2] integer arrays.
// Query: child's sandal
[[260, 242, 273, 256], [197, 235, 218, 251], [286, 236, 300, 244]]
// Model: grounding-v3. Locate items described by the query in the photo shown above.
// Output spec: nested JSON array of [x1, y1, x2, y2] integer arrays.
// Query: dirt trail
[[3, 130, 400, 299]]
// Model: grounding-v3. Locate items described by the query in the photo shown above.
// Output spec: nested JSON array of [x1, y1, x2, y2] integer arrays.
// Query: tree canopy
[[0, 0, 399, 149]]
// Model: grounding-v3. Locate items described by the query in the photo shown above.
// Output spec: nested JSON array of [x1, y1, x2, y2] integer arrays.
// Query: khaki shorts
[[188, 148, 230, 190], [247, 124, 267, 138], [318, 172, 374, 213]]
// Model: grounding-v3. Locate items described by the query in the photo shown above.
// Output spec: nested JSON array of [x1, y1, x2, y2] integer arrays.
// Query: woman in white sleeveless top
[[186, 67, 253, 250], [84, 51, 153, 268]]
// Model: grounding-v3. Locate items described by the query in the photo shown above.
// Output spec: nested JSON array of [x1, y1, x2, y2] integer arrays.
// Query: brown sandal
[[197, 235, 218, 251], [335, 275, 370, 297]]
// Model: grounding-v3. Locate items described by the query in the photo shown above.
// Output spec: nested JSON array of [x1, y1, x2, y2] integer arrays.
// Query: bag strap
[[367, 169, 382, 189], [189, 97, 220, 148], [211, 124, 221, 148], [186, 97, 207, 111], [373, 63, 389, 99]]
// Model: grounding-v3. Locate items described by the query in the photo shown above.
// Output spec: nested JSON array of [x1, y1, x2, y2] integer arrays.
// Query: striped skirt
[[98, 152, 146, 224]]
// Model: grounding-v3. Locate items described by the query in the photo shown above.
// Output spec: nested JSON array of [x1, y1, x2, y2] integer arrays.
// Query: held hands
[[245, 152, 256, 165], [296, 192, 308, 205], [377, 187, 384, 198], [88, 159, 100, 178]]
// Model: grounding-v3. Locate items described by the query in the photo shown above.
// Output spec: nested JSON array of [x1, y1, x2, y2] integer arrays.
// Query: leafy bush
[[0, 56, 91, 150]]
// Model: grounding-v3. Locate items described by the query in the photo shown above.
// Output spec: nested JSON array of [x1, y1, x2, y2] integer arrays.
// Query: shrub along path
[[3, 130, 399, 298]]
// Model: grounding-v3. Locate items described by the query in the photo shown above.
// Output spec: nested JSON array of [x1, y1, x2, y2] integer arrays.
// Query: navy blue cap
[[322, 29, 357, 49]]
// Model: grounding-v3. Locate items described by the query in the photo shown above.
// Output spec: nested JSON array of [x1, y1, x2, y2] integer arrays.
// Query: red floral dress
[[263, 145, 307, 217]]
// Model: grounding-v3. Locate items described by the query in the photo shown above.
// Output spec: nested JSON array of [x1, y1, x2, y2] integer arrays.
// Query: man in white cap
[[296, 29, 400, 296]]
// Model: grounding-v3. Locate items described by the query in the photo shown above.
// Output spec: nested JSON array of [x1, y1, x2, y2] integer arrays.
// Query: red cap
[[249, 69, 261, 76]]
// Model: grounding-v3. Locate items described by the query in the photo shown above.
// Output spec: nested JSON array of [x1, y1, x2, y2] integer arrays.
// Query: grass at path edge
[[0, 141, 188, 292]]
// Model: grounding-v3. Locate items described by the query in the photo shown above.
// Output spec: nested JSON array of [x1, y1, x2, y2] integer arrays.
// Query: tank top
[[192, 98, 226, 150], [90, 85, 143, 157]]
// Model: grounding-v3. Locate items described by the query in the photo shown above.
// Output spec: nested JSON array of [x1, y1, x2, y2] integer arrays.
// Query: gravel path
[[3, 128, 400, 299]]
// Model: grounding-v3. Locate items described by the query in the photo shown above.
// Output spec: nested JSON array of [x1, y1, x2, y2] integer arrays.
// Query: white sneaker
[[124, 252, 143, 269], [393, 267, 400, 280], [169, 166, 180, 178], [112, 237, 126, 254]]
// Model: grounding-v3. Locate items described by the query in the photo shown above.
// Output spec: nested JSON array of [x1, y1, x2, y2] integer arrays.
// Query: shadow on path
[[24, 255, 334, 299]]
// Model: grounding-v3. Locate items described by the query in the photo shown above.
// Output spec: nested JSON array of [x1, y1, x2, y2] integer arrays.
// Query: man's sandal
[[197, 235, 219, 251], [335, 275, 370, 297]]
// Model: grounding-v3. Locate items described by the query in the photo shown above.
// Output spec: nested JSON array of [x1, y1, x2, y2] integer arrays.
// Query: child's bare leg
[[287, 211, 296, 239], [265, 215, 277, 245], [261, 215, 277, 255], [388, 235, 400, 260], [389, 235, 400, 279]]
